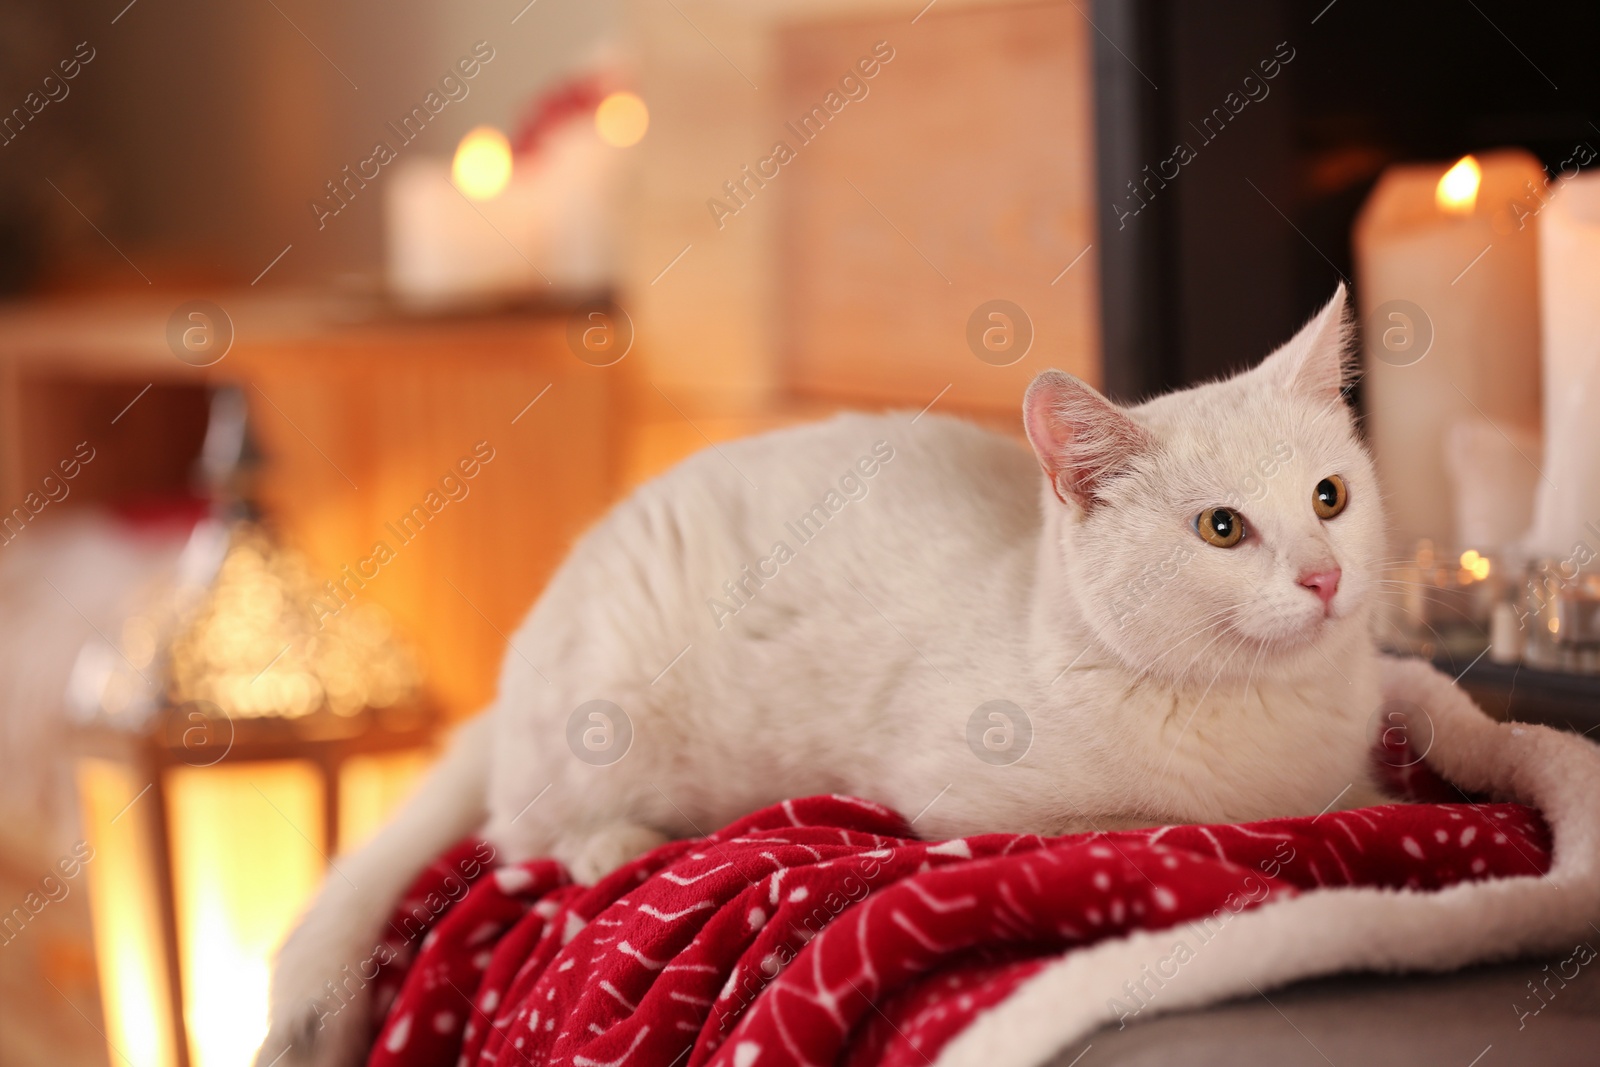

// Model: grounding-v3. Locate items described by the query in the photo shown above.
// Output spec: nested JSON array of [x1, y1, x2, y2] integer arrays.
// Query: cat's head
[[1023, 285, 1384, 683]]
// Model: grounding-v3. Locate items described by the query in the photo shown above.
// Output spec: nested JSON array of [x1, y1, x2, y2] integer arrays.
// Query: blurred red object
[[509, 73, 610, 159]]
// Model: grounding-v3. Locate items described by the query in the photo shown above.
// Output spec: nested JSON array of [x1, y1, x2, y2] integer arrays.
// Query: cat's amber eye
[[1195, 506, 1245, 548], [1313, 475, 1348, 519]]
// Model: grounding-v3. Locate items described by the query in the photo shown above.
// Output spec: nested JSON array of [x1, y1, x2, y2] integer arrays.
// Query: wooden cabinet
[[0, 295, 626, 718]]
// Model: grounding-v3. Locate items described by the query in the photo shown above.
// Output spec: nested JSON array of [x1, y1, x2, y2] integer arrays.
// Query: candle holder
[[1383, 540, 1496, 659], [1520, 560, 1600, 674]]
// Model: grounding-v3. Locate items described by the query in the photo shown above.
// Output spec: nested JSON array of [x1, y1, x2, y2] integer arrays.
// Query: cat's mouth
[[1241, 596, 1343, 656]]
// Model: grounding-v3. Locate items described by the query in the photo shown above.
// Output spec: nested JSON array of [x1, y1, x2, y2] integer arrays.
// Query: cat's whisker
[[1137, 614, 1234, 677], [1158, 633, 1246, 776], [1371, 556, 1493, 571], [1115, 599, 1237, 639], [1371, 578, 1470, 590], [1239, 633, 1269, 707], [1174, 616, 1240, 684], [1137, 611, 1233, 660], [1372, 599, 1477, 625], [1372, 603, 1461, 652], [1369, 582, 1481, 623], [1370, 578, 1470, 591], [1120, 628, 1233, 680], [1370, 580, 1480, 599]]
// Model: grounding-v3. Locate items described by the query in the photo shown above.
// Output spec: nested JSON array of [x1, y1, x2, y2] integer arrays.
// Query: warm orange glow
[[1436, 155, 1481, 215], [167, 761, 324, 1067], [339, 750, 431, 851], [1459, 549, 1490, 582], [78, 760, 180, 1067], [452, 126, 513, 200], [76, 750, 431, 1067], [595, 91, 649, 148]]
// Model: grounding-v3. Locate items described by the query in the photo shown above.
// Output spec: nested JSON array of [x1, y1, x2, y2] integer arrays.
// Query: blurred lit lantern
[[67, 387, 437, 1067]]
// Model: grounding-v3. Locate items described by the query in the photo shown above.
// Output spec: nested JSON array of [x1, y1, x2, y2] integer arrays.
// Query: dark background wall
[[1092, 0, 1600, 401]]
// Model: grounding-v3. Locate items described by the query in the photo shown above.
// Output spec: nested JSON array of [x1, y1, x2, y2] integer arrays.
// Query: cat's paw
[[557, 823, 669, 884], [255, 982, 367, 1067], [255, 1001, 363, 1067], [255, 889, 378, 1067]]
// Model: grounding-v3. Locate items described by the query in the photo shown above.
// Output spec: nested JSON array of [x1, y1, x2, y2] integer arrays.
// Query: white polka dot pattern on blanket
[[361, 796, 1549, 1067]]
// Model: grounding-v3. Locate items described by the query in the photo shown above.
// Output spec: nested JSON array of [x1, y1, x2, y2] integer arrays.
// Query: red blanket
[[361, 783, 1548, 1067]]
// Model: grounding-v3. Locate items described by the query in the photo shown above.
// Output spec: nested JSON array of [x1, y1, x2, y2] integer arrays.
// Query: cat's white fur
[[260, 286, 1401, 1065]]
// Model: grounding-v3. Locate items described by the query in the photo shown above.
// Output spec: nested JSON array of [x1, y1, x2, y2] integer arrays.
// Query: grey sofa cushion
[[1051, 955, 1600, 1066]]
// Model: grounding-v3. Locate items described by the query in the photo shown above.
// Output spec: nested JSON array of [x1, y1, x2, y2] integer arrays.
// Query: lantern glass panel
[[339, 750, 432, 852], [166, 760, 324, 1067], [77, 758, 180, 1067]]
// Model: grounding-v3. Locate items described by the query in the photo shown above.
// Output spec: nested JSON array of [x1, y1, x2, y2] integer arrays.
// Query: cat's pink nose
[[1299, 567, 1341, 606]]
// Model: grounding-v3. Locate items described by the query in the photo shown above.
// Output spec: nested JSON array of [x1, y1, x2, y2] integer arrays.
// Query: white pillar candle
[[1528, 171, 1600, 559], [385, 124, 615, 310], [1354, 149, 1544, 553]]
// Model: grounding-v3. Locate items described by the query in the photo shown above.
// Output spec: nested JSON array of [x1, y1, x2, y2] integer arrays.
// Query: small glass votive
[[1521, 561, 1600, 674], [1382, 540, 1496, 659]]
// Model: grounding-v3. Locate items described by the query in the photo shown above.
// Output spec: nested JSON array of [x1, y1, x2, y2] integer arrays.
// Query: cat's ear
[[1023, 371, 1153, 510], [1258, 283, 1353, 405]]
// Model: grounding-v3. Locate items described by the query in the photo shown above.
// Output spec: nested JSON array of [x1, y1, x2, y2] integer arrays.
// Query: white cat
[[260, 285, 1434, 1065]]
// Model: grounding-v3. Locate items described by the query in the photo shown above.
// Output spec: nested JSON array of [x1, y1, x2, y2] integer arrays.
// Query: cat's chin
[[1237, 604, 1366, 665], [1259, 590, 1360, 642], [1115, 601, 1360, 687]]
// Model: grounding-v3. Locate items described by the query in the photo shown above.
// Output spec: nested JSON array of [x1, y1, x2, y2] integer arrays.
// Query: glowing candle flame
[[1459, 549, 1490, 581], [1436, 155, 1481, 215], [452, 127, 513, 200], [595, 91, 649, 148]]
